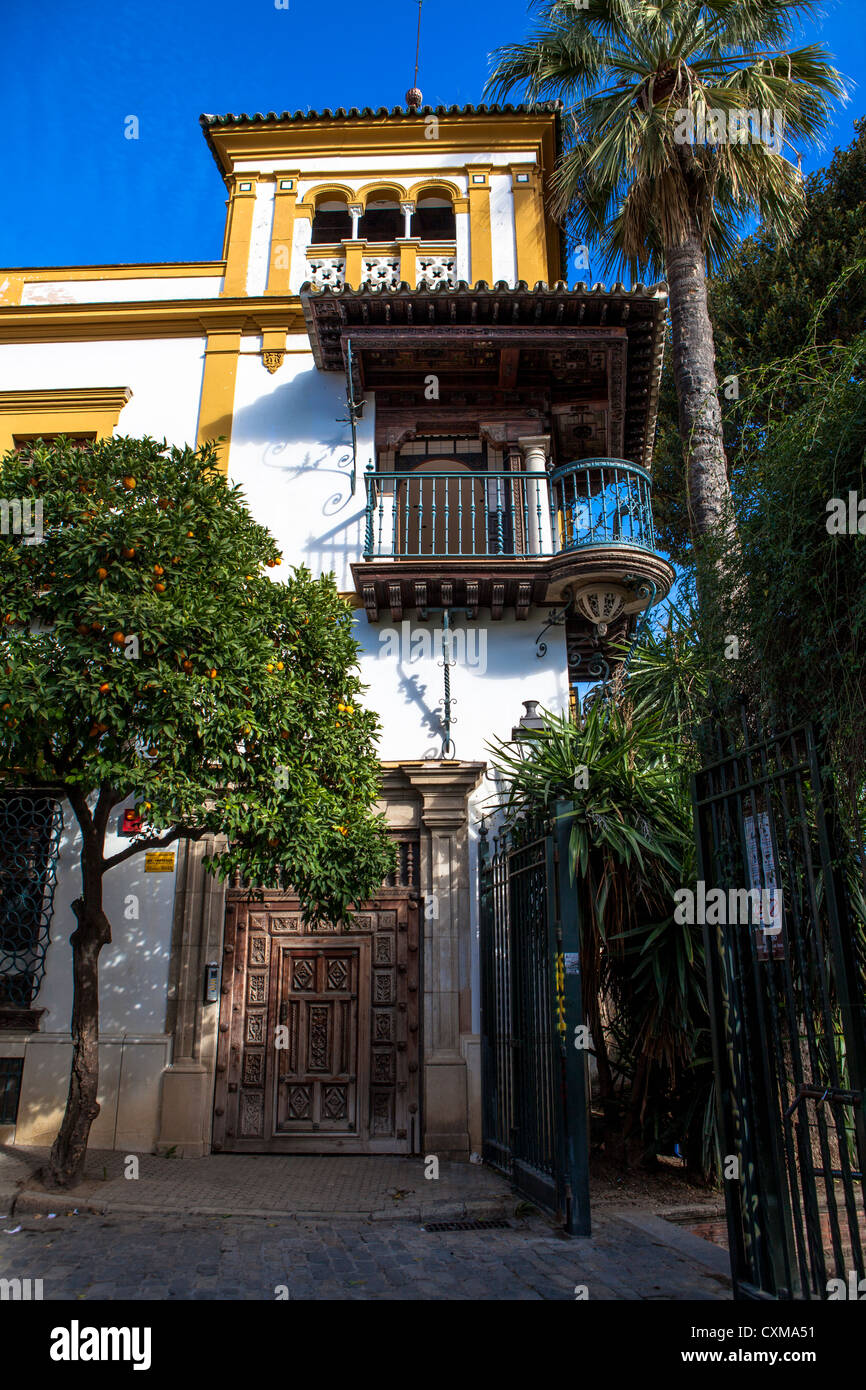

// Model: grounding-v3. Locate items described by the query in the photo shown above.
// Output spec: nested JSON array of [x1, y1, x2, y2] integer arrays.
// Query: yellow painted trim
[[196, 328, 242, 471], [406, 178, 464, 204], [304, 182, 358, 206], [267, 172, 299, 296], [510, 166, 548, 287], [0, 386, 132, 455], [9, 262, 225, 280], [453, 197, 470, 215], [0, 264, 226, 307], [466, 165, 493, 286], [354, 180, 409, 208], [0, 296, 307, 344], [343, 240, 365, 289], [294, 202, 315, 223], [398, 240, 420, 285], [221, 179, 259, 297], [206, 113, 561, 171]]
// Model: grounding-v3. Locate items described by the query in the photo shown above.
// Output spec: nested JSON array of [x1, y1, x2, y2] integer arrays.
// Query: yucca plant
[[486, 0, 846, 555]]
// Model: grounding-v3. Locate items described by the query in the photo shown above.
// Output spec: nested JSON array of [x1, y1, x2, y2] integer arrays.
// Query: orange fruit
[[97, 567, 108, 581], [153, 564, 164, 575], [124, 547, 136, 559], [122, 476, 136, 490], [182, 659, 193, 673], [99, 682, 111, 694], [209, 669, 217, 679], [112, 631, 125, 646], [154, 582, 166, 593]]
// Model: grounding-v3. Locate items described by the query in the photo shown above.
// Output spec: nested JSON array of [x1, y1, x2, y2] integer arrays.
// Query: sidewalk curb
[[607, 1208, 732, 1281], [12, 1187, 517, 1225]]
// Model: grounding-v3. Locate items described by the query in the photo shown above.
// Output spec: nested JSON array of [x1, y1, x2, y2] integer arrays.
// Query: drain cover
[[421, 1218, 511, 1232]]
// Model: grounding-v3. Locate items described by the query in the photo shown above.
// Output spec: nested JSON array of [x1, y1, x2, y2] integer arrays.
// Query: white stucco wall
[[10, 797, 176, 1151], [246, 183, 275, 297], [228, 354, 571, 760], [0, 337, 206, 447], [490, 175, 518, 287], [19, 277, 222, 305]]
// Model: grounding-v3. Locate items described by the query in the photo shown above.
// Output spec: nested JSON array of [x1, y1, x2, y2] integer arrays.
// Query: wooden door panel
[[213, 894, 419, 1154], [273, 945, 366, 1137]]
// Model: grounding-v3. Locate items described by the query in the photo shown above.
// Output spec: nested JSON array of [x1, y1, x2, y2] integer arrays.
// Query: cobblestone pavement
[[0, 1208, 731, 1301]]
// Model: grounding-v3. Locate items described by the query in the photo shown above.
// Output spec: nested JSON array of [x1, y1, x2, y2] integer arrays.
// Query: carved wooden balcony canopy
[[299, 279, 668, 470]]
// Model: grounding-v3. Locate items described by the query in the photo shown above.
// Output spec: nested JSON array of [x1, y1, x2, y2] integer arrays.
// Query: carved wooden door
[[213, 893, 420, 1154]]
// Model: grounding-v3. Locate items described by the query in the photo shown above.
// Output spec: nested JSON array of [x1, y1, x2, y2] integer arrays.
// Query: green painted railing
[[362, 458, 658, 560], [551, 458, 657, 554]]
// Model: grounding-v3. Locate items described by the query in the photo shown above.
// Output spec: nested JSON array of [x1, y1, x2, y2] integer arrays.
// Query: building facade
[[0, 102, 672, 1160]]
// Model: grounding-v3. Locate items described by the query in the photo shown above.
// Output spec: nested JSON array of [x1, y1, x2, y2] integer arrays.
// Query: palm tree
[[485, 0, 845, 548]]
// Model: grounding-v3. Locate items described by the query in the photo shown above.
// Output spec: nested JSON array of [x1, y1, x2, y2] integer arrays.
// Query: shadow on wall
[[230, 366, 370, 580], [31, 809, 174, 1036]]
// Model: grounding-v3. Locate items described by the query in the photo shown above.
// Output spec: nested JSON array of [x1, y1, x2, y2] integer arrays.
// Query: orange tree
[[0, 435, 394, 1187]]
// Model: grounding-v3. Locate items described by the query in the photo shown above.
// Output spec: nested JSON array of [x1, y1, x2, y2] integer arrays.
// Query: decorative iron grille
[[0, 792, 63, 1008]]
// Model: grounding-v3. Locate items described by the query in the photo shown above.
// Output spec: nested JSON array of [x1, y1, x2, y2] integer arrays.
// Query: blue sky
[[2, 0, 864, 269]]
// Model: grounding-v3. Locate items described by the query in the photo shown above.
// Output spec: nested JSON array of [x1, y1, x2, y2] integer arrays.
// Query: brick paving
[[0, 1208, 731, 1301]]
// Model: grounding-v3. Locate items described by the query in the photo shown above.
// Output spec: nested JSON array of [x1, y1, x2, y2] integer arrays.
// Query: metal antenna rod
[[414, 0, 423, 89]]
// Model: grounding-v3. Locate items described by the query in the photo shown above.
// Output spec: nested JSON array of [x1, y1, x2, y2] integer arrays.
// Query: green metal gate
[[694, 716, 866, 1299], [479, 802, 591, 1234]]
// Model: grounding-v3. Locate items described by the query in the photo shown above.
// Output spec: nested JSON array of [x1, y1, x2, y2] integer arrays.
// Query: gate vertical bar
[[553, 799, 591, 1236]]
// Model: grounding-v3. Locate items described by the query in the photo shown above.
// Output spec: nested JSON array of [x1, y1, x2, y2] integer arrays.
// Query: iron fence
[[694, 715, 866, 1299]]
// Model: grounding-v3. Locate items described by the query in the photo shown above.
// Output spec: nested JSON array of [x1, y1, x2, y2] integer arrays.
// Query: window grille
[[0, 792, 63, 1008]]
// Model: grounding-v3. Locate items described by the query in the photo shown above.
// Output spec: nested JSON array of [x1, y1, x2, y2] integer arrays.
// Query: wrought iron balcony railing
[[362, 458, 659, 561], [363, 469, 553, 560], [551, 458, 657, 554]]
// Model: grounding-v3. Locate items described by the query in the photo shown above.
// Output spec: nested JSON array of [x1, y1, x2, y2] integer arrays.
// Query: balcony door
[[397, 459, 489, 558]]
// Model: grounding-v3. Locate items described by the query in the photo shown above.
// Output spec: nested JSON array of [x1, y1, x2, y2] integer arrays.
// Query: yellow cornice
[[0, 296, 307, 344], [0, 387, 133, 455], [0, 387, 133, 414], [1, 262, 226, 280], [206, 115, 558, 173]]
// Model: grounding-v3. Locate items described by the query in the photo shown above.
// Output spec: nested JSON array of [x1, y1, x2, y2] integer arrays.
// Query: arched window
[[311, 195, 352, 245], [413, 191, 456, 241], [359, 191, 402, 243]]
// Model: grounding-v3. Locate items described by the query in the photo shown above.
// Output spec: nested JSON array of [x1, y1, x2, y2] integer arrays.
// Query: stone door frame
[[157, 760, 485, 1159]]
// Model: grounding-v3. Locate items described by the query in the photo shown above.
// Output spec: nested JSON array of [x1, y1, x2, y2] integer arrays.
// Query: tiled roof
[[200, 102, 562, 128], [300, 279, 668, 470]]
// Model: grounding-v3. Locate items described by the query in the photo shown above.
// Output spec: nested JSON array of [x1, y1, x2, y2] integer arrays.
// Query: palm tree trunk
[[45, 842, 111, 1188], [665, 228, 735, 544]]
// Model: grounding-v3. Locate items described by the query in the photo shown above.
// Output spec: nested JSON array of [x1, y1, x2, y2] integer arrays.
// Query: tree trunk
[[45, 846, 111, 1188], [664, 228, 736, 546]]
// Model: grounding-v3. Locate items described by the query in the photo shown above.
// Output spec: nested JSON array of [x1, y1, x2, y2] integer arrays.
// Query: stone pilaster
[[157, 835, 227, 1157], [403, 762, 484, 1156]]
